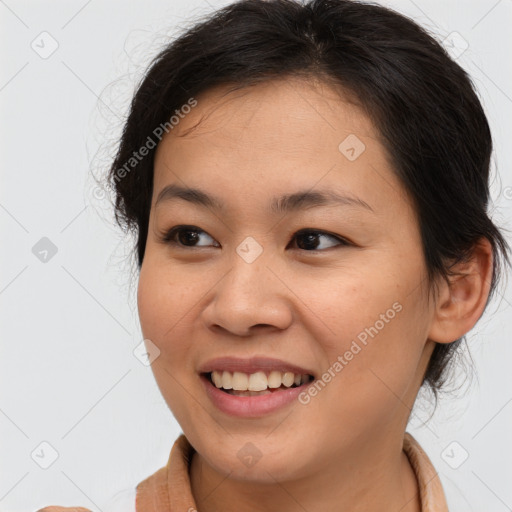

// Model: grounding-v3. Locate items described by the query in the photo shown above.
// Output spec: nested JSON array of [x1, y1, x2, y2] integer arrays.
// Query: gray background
[[1, 0, 511, 510]]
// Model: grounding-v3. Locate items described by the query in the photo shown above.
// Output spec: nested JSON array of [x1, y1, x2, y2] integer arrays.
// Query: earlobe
[[427, 237, 493, 344]]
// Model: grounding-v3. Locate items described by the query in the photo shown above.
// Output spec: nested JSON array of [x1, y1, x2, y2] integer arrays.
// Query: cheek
[[137, 257, 190, 341], [137, 261, 201, 420], [300, 261, 429, 429], [315, 292, 429, 434], [136, 260, 194, 389]]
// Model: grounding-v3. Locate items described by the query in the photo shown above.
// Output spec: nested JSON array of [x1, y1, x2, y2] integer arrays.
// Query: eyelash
[[158, 225, 352, 252]]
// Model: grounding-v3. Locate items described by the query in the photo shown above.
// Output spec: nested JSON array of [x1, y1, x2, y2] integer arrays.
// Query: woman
[[39, 0, 510, 510]]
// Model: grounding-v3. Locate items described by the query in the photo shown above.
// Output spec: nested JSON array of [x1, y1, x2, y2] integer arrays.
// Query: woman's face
[[137, 77, 438, 481]]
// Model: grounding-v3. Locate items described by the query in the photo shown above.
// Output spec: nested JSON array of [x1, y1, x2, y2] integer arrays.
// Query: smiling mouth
[[202, 370, 314, 396]]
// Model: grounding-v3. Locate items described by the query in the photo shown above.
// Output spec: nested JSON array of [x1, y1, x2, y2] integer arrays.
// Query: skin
[[133, 76, 493, 512]]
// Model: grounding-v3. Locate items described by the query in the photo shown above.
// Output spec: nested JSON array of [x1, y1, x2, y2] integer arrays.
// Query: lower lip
[[200, 374, 311, 418]]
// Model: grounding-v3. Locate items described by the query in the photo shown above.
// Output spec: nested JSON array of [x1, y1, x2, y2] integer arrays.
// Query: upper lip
[[198, 356, 315, 377]]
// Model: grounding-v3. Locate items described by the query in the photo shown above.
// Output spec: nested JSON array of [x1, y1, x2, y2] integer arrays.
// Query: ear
[[428, 237, 494, 344]]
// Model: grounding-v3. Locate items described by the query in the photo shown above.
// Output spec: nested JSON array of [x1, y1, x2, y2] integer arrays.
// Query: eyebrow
[[155, 184, 374, 214]]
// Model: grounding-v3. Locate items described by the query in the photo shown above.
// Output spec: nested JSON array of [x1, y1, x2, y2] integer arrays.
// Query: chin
[[200, 440, 310, 484], [218, 456, 298, 483]]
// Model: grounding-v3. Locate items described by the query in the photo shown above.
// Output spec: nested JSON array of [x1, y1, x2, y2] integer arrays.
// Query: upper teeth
[[210, 370, 310, 391]]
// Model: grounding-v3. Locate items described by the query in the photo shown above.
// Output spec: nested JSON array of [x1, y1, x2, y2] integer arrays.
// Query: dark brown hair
[[104, 0, 510, 407]]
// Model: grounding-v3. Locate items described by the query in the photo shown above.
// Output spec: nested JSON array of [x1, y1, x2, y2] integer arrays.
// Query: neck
[[189, 432, 421, 512]]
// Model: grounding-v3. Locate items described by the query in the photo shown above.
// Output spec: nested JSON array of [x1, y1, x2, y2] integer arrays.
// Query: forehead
[[152, 77, 409, 217], [159, 77, 377, 148]]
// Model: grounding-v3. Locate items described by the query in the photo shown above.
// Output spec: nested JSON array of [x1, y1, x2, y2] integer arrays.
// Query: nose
[[201, 249, 294, 337]]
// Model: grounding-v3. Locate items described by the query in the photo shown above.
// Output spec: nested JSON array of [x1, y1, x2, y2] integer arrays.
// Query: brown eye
[[289, 229, 351, 251], [161, 226, 219, 248]]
